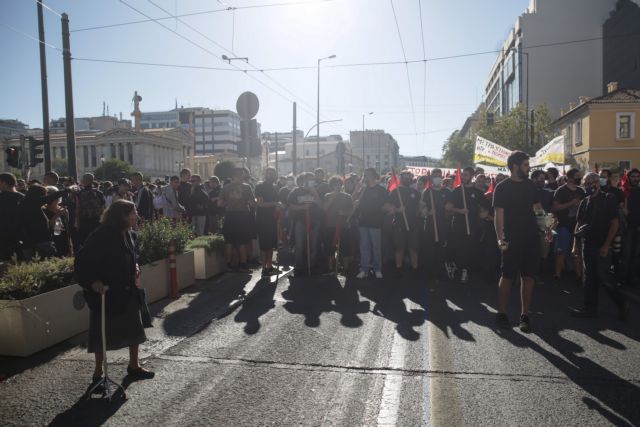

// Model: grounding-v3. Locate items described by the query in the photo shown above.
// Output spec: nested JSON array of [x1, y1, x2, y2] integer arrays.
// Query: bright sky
[[0, 0, 530, 158]]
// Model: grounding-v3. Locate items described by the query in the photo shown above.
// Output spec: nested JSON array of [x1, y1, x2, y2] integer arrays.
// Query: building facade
[[50, 116, 132, 134], [551, 84, 640, 170], [0, 119, 29, 138], [399, 155, 440, 169], [485, 0, 619, 118], [349, 130, 399, 173]]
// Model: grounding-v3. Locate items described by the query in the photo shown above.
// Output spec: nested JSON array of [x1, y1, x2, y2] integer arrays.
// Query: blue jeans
[[359, 227, 382, 273], [582, 246, 626, 312]]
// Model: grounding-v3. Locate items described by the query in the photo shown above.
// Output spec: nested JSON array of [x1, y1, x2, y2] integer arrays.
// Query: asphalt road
[[1, 269, 639, 426]]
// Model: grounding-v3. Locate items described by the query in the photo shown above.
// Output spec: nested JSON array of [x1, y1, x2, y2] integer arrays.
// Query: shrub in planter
[[137, 217, 194, 265], [188, 234, 226, 280], [186, 234, 225, 253], [0, 257, 75, 300]]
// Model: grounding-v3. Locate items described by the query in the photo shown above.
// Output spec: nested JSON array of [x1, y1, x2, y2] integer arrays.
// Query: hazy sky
[[0, 0, 531, 158]]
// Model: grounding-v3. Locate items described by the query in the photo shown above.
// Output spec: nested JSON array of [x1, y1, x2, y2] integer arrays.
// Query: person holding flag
[[445, 166, 489, 283], [323, 176, 354, 274], [421, 168, 450, 279], [354, 168, 388, 279], [287, 173, 322, 277], [385, 170, 422, 278]]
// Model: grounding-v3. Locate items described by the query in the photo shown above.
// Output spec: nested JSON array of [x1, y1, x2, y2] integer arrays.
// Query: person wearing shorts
[[219, 168, 256, 271], [493, 151, 549, 333]]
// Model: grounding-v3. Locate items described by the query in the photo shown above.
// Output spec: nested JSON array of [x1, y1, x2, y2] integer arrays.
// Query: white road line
[[376, 328, 407, 426]]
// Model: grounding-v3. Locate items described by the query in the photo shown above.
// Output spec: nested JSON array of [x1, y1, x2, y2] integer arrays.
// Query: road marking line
[[376, 324, 408, 426]]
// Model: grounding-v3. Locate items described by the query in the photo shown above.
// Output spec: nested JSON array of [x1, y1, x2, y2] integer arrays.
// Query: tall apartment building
[[484, 0, 620, 118], [349, 130, 399, 173]]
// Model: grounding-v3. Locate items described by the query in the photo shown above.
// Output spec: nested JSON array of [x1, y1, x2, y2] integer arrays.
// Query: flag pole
[[429, 189, 439, 242], [306, 208, 311, 276], [457, 166, 471, 236], [393, 169, 410, 231]]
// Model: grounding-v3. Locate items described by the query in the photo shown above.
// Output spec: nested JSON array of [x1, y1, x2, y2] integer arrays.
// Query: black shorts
[[223, 212, 254, 245], [393, 224, 420, 251], [501, 237, 539, 280], [256, 213, 277, 250]]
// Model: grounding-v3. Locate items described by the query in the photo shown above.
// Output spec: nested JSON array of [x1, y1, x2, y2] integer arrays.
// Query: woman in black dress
[[75, 200, 154, 384]]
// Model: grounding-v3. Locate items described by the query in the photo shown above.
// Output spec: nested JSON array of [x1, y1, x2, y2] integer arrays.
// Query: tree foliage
[[441, 132, 473, 167], [93, 159, 135, 181], [213, 160, 236, 181]]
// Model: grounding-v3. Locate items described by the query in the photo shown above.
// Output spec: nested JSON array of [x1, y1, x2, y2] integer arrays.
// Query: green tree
[[93, 159, 135, 181], [441, 131, 474, 167], [213, 160, 236, 182]]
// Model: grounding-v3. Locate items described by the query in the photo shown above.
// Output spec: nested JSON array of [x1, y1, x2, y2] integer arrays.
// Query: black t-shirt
[[545, 182, 559, 192], [576, 192, 618, 248], [447, 185, 488, 230], [287, 187, 322, 222], [278, 187, 291, 205], [601, 185, 624, 206], [177, 181, 192, 207], [255, 181, 279, 219], [422, 187, 450, 237], [536, 187, 554, 213], [626, 187, 640, 227], [553, 185, 585, 229], [357, 184, 388, 229], [0, 191, 25, 240], [387, 186, 421, 228], [316, 181, 330, 199], [493, 179, 539, 241], [323, 192, 353, 228]]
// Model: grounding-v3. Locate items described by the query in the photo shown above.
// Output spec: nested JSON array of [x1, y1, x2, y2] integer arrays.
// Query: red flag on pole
[[621, 170, 632, 198], [484, 177, 495, 201], [453, 165, 462, 188], [425, 176, 432, 190], [388, 171, 400, 192]]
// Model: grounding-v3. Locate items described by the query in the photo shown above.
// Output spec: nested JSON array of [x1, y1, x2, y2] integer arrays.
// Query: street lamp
[[317, 54, 336, 168], [305, 119, 343, 172], [362, 112, 373, 170]]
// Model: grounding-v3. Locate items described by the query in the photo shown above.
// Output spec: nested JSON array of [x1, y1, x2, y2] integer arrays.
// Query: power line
[[418, 0, 427, 146], [389, 0, 418, 139], [71, 0, 337, 32], [0, 22, 61, 51], [35, 0, 62, 18]]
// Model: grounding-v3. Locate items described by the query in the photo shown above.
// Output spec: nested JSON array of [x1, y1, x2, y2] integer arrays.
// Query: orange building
[[552, 82, 640, 171]]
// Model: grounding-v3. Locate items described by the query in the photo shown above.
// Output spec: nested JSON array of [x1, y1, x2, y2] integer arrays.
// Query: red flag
[[388, 171, 400, 192], [484, 177, 495, 201], [453, 166, 462, 188], [425, 176, 431, 190], [621, 170, 631, 198]]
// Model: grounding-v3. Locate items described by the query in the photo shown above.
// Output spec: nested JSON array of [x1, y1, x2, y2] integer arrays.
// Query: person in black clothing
[[177, 168, 192, 217], [75, 173, 106, 250], [255, 167, 281, 276], [599, 169, 624, 206], [531, 170, 554, 213], [188, 174, 209, 236], [552, 168, 585, 282], [287, 173, 323, 276], [323, 176, 354, 273], [131, 172, 154, 221], [75, 200, 154, 384], [571, 173, 630, 320], [354, 168, 388, 279], [314, 168, 331, 199], [0, 173, 25, 261], [545, 167, 559, 191], [206, 176, 223, 234], [622, 168, 640, 287], [494, 151, 548, 332], [445, 166, 489, 283], [18, 184, 69, 260], [385, 170, 422, 277], [421, 169, 451, 280], [44, 186, 72, 257]]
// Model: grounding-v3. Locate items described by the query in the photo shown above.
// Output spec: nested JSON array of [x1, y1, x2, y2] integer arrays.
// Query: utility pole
[[37, 0, 51, 172], [292, 102, 297, 175], [275, 132, 279, 176], [61, 13, 77, 180]]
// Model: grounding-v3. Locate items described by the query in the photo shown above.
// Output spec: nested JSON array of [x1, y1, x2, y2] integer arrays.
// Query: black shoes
[[518, 315, 532, 333], [127, 366, 155, 379], [495, 313, 510, 329]]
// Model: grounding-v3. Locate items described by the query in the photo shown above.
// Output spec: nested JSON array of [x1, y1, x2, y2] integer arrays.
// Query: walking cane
[[306, 207, 312, 276], [275, 210, 282, 284], [335, 215, 342, 276], [87, 287, 125, 401]]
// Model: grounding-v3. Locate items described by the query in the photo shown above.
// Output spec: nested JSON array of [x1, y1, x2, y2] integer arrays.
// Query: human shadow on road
[[234, 278, 277, 334], [282, 275, 369, 328], [162, 272, 252, 337], [355, 276, 426, 341]]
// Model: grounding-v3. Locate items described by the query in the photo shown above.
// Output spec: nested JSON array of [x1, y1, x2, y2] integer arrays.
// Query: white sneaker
[[356, 271, 367, 279], [374, 271, 383, 279]]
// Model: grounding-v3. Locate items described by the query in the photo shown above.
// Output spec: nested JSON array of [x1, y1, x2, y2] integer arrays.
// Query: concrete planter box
[[0, 284, 88, 357], [193, 248, 226, 280], [140, 259, 169, 304], [176, 251, 196, 291]]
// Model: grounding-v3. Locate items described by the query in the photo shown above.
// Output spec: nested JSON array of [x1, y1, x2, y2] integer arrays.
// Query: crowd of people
[[0, 155, 635, 330]]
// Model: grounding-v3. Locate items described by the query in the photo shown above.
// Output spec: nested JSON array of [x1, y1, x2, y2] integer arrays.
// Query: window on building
[[127, 143, 133, 164], [60, 147, 66, 158], [575, 119, 582, 146], [119, 143, 125, 161], [83, 146, 89, 167], [90, 145, 97, 167], [617, 113, 635, 139], [110, 144, 116, 158]]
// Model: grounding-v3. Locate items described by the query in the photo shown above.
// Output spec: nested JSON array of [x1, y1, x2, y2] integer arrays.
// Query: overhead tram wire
[[0, 22, 62, 51], [418, 0, 427, 146], [71, 0, 338, 32], [389, 0, 419, 142], [144, 0, 323, 122], [35, 0, 62, 17]]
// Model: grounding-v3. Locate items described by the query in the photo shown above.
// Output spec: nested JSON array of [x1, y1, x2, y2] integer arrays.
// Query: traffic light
[[486, 112, 495, 127], [28, 137, 44, 167], [5, 146, 21, 168]]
